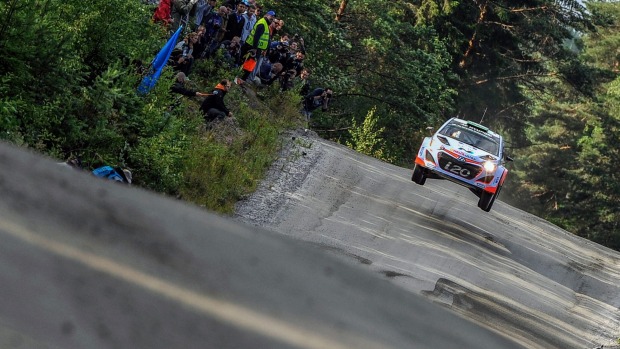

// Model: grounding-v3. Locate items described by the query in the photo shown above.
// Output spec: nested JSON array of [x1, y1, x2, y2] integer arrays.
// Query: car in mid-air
[[412, 117, 513, 212]]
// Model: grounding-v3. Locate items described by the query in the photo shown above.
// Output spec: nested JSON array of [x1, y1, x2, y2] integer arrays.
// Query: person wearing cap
[[200, 79, 234, 123], [241, 10, 276, 81]]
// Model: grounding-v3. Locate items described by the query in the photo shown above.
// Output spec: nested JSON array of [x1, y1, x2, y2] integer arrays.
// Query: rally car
[[412, 117, 513, 212]]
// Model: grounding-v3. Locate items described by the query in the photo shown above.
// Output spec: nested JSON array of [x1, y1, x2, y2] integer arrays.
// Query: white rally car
[[412, 117, 513, 212]]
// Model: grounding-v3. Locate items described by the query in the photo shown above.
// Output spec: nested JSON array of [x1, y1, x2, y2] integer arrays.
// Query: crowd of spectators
[[148, 0, 332, 125]]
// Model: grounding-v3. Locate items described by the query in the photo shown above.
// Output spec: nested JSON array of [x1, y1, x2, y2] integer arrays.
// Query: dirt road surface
[[236, 129, 620, 349], [0, 141, 524, 349]]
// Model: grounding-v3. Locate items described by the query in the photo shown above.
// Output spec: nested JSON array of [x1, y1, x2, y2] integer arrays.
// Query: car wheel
[[478, 185, 502, 212], [412, 164, 426, 185]]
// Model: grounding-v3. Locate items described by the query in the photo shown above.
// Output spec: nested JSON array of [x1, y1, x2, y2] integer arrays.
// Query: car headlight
[[483, 161, 496, 172]]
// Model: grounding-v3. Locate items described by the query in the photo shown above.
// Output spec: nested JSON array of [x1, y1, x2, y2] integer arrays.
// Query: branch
[[459, 1, 489, 69], [473, 72, 557, 85], [336, 92, 400, 109], [508, 6, 548, 13]]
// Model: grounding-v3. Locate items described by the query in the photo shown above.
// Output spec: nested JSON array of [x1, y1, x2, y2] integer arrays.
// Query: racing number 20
[[444, 161, 471, 177]]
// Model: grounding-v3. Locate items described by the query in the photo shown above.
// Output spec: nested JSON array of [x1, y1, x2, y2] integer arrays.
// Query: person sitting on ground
[[200, 79, 234, 122], [92, 165, 133, 185], [170, 72, 210, 97], [302, 87, 333, 121], [171, 32, 199, 75], [255, 61, 283, 86]]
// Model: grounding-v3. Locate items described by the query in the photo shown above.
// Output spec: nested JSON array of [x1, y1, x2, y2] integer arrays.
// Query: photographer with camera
[[302, 87, 333, 122], [268, 40, 290, 65], [219, 36, 242, 66], [290, 33, 306, 54]]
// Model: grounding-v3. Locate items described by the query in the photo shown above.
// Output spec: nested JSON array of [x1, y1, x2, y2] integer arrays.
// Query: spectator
[[219, 36, 242, 66], [200, 79, 234, 122], [92, 166, 133, 185], [284, 50, 305, 76], [279, 68, 297, 91], [288, 40, 300, 54], [202, 6, 228, 57], [235, 49, 257, 85], [224, 2, 246, 41], [170, 0, 199, 32], [240, 4, 257, 44], [302, 87, 333, 121], [195, 0, 216, 27], [269, 34, 290, 50], [255, 62, 283, 86], [214, 6, 230, 44], [152, 0, 172, 26], [268, 40, 289, 65], [274, 18, 284, 33], [240, 10, 276, 81], [290, 33, 306, 54], [293, 68, 312, 96], [170, 72, 209, 97], [171, 32, 199, 75], [223, 0, 243, 8], [192, 25, 209, 58]]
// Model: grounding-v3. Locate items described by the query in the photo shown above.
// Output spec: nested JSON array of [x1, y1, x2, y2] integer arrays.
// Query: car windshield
[[439, 124, 500, 155]]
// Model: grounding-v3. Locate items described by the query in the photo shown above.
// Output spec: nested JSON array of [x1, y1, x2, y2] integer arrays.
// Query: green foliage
[[505, 1, 620, 250], [346, 106, 392, 161], [180, 111, 281, 214], [2, 0, 620, 250]]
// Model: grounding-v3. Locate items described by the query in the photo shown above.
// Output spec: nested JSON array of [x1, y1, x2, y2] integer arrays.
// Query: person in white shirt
[[240, 4, 257, 44]]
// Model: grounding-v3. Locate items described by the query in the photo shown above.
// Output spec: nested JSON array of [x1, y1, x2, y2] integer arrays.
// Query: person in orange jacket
[[199, 79, 234, 122]]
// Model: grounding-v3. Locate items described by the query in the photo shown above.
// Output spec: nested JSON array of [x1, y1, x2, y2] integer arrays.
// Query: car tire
[[478, 185, 502, 212], [412, 164, 426, 185]]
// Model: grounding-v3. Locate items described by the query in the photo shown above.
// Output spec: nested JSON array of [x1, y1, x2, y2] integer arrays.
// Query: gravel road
[[235, 129, 620, 349]]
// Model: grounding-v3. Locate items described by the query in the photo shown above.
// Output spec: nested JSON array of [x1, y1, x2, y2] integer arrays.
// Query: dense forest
[[1, 0, 619, 250]]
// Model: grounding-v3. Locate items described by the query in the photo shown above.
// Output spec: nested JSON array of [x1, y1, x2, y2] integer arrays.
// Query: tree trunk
[[459, 1, 488, 69], [335, 0, 348, 21]]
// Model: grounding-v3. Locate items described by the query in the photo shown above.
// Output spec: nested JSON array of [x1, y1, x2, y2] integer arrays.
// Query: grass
[[178, 75, 305, 214]]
